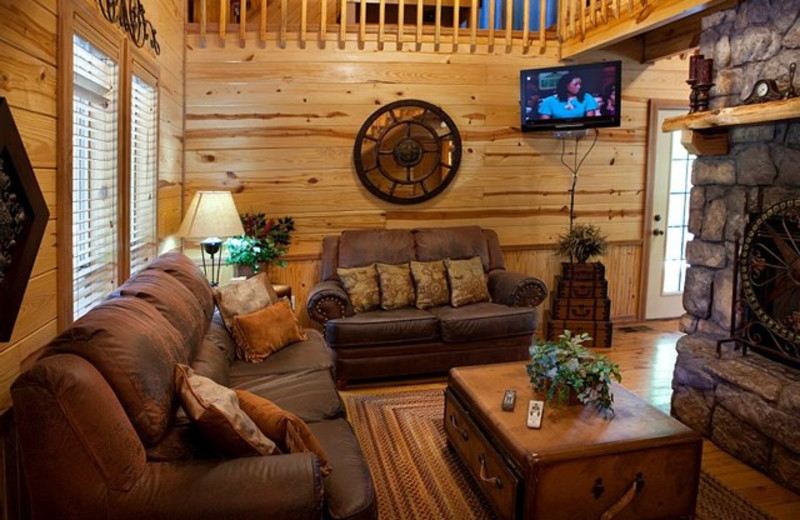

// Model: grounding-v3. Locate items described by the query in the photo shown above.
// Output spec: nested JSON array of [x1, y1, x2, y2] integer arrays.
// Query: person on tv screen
[[538, 72, 598, 120], [600, 84, 616, 117]]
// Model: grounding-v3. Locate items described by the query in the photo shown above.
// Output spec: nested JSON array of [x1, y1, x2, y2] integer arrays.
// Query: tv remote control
[[501, 390, 516, 412], [527, 400, 544, 429]]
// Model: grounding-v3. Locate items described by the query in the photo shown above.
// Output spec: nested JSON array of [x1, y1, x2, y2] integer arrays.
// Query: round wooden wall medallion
[[353, 100, 462, 204]]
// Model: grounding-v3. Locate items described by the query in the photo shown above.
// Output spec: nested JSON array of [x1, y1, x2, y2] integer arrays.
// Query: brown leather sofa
[[11, 252, 376, 520], [306, 227, 548, 387]]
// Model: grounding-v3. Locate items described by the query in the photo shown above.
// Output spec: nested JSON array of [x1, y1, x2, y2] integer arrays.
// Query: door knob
[[653, 229, 665, 236], [654, 214, 662, 222]]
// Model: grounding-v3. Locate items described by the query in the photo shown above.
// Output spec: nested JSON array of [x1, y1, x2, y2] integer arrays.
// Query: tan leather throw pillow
[[410, 260, 450, 309], [337, 264, 380, 313], [444, 256, 490, 307], [231, 299, 308, 362], [174, 364, 278, 457], [235, 390, 332, 475], [376, 262, 415, 310], [213, 273, 279, 331]]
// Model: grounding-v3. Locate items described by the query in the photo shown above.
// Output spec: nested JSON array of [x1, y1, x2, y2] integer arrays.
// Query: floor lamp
[[176, 191, 245, 286]]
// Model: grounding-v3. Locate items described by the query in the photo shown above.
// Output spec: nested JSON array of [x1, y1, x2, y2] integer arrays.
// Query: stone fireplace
[[670, 0, 800, 493]]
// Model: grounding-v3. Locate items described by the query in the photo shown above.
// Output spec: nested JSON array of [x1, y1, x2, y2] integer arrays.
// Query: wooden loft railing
[[186, 0, 558, 54]]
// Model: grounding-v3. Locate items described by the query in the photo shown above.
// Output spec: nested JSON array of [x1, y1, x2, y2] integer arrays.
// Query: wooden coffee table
[[445, 362, 702, 520]]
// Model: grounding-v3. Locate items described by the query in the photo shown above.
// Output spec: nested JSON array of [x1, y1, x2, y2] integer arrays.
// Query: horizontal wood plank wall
[[185, 35, 689, 328], [0, 0, 185, 414]]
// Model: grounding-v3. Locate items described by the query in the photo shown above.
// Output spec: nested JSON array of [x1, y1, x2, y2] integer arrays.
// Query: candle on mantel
[[689, 54, 703, 82], [698, 58, 714, 85]]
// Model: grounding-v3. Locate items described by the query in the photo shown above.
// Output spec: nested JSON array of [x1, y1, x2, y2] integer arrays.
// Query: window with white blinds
[[129, 74, 158, 275], [72, 35, 119, 320]]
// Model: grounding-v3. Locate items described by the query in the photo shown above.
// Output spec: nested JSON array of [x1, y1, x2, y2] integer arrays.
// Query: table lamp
[[176, 191, 244, 286]]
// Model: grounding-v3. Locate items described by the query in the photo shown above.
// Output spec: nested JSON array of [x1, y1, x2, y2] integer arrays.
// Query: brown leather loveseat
[[306, 226, 548, 387], [11, 252, 376, 520]]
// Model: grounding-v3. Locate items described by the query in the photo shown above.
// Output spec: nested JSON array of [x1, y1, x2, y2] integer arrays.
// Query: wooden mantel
[[661, 97, 800, 155]]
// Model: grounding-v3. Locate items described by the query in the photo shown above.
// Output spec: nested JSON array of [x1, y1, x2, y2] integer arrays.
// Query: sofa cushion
[[445, 256, 491, 307], [145, 251, 215, 322], [376, 262, 415, 310], [229, 329, 332, 381], [414, 226, 490, 270], [191, 335, 231, 386], [175, 365, 278, 457], [232, 369, 344, 423], [44, 297, 186, 446], [338, 264, 380, 313], [235, 390, 332, 475], [232, 300, 308, 362], [214, 273, 278, 331], [429, 302, 535, 343], [325, 308, 439, 348], [410, 260, 450, 309], [339, 229, 415, 269], [110, 269, 207, 357], [308, 419, 377, 520]]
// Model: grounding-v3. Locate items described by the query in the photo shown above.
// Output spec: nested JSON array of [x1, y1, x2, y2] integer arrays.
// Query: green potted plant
[[225, 214, 295, 276], [556, 223, 608, 264], [526, 330, 621, 415]]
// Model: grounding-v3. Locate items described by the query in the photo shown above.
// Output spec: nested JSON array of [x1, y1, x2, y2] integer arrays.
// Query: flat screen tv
[[520, 61, 621, 132]]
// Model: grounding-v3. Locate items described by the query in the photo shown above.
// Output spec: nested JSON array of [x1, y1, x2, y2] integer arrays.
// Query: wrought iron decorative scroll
[[353, 100, 462, 205], [719, 200, 800, 368], [97, 0, 161, 55], [0, 98, 50, 342]]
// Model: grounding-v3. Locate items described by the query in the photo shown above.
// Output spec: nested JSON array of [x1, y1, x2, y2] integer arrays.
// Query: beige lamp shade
[[177, 191, 245, 239]]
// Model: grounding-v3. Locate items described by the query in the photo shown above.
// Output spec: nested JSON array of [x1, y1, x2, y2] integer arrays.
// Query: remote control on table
[[527, 400, 544, 429], [501, 390, 516, 411]]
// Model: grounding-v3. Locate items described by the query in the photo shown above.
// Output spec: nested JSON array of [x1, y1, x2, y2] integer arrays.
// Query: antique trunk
[[550, 298, 611, 321], [554, 276, 608, 299], [560, 262, 605, 281], [445, 363, 703, 520], [546, 315, 613, 348]]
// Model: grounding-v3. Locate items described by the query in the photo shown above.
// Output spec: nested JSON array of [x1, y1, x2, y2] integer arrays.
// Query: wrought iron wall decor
[[97, 0, 160, 55], [718, 200, 800, 368], [353, 100, 461, 204], [0, 98, 50, 342]]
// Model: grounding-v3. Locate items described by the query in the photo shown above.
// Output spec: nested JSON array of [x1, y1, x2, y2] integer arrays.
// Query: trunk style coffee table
[[445, 362, 702, 520]]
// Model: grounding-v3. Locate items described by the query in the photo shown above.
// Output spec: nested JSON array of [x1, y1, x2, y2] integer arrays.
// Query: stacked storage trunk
[[546, 262, 612, 348]]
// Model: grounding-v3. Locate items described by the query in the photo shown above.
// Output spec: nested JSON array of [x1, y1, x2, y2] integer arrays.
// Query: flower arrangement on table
[[225, 214, 295, 274]]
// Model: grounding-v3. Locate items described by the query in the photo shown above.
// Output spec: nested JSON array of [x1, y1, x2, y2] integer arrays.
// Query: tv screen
[[520, 61, 621, 132]]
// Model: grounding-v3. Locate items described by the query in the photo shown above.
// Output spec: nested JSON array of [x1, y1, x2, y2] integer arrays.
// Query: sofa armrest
[[307, 280, 352, 324], [115, 453, 324, 520], [488, 270, 548, 308]]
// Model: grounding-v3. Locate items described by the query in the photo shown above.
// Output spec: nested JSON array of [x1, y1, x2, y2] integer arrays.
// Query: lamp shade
[[176, 191, 245, 239]]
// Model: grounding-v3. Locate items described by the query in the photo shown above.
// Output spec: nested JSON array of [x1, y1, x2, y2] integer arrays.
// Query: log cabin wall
[[185, 35, 690, 328], [0, 0, 185, 415]]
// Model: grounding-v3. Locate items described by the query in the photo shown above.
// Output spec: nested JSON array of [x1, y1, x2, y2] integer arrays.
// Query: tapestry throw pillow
[[376, 262, 415, 310], [231, 299, 308, 362], [410, 260, 450, 309], [175, 364, 278, 457], [444, 256, 491, 307], [213, 273, 279, 331], [337, 264, 380, 313], [235, 390, 332, 475]]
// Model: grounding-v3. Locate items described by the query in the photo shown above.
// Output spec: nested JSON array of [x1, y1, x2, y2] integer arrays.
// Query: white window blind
[[72, 35, 119, 320], [129, 74, 158, 275]]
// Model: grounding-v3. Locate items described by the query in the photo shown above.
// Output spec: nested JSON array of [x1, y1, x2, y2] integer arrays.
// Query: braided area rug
[[346, 388, 776, 520]]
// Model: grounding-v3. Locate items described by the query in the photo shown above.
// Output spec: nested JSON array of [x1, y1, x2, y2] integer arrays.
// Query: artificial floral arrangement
[[556, 223, 608, 264], [526, 330, 621, 415], [225, 214, 295, 273]]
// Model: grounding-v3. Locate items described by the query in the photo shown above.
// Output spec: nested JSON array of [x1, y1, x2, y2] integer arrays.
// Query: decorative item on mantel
[[687, 54, 714, 113], [97, 0, 160, 55], [225, 214, 295, 278], [0, 97, 50, 342]]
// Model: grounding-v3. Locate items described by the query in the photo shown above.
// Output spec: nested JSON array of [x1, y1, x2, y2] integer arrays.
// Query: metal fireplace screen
[[731, 199, 800, 367]]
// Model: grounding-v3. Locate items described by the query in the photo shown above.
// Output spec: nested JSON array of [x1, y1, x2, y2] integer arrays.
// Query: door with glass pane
[[645, 108, 694, 319]]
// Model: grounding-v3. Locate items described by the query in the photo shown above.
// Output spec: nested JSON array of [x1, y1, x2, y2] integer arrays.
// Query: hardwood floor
[[341, 319, 800, 519]]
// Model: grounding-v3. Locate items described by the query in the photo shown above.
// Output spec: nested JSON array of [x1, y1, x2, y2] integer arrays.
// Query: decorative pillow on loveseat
[[235, 390, 332, 475], [444, 256, 491, 307], [175, 364, 278, 457], [337, 264, 380, 313], [231, 299, 307, 362], [410, 260, 450, 309], [213, 273, 279, 331], [376, 262, 415, 310]]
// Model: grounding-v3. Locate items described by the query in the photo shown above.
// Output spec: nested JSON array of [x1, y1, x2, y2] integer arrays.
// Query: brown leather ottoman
[[444, 362, 702, 520]]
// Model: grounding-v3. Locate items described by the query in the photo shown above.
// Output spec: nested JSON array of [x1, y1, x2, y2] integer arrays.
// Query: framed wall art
[[0, 97, 49, 342]]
